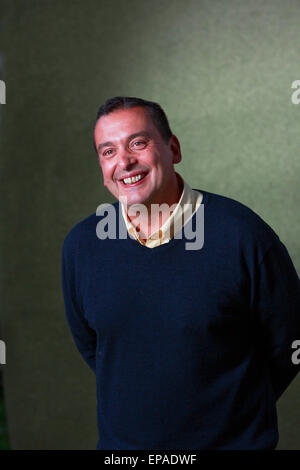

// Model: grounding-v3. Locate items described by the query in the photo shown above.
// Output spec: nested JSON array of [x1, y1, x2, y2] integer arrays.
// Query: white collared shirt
[[121, 172, 203, 248]]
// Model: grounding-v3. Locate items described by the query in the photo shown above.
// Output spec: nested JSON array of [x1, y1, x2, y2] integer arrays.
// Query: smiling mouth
[[120, 173, 148, 186]]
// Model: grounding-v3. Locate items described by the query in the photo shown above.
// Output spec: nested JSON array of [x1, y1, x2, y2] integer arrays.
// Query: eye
[[103, 148, 115, 157], [131, 140, 147, 149]]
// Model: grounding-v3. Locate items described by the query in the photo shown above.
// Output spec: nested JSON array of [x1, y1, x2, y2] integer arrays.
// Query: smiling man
[[94, 105, 182, 241], [94, 106, 182, 208], [62, 96, 300, 450]]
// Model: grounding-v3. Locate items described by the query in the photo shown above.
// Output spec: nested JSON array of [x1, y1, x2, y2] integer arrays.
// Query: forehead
[[94, 106, 159, 143]]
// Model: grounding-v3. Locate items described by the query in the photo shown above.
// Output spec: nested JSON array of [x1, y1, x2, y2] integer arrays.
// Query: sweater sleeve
[[61, 235, 97, 374], [255, 238, 300, 401]]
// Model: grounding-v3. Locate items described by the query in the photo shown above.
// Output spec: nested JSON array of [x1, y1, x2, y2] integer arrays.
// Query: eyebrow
[[97, 131, 152, 153]]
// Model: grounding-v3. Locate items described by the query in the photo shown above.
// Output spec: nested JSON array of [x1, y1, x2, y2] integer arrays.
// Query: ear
[[169, 135, 182, 164]]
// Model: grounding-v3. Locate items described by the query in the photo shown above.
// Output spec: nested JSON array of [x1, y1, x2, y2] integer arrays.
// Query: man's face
[[94, 106, 181, 208]]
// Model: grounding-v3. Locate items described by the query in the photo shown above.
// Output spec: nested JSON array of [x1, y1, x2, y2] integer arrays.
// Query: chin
[[123, 197, 146, 207]]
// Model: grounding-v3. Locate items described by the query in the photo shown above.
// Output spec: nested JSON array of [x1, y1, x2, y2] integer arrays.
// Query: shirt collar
[[120, 172, 202, 248]]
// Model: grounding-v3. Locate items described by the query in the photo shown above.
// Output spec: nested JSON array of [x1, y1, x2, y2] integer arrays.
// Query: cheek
[[100, 163, 114, 182], [142, 148, 159, 163], [143, 156, 161, 177]]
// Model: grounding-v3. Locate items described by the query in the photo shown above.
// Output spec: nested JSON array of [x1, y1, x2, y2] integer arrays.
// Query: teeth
[[123, 174, 145, 184]]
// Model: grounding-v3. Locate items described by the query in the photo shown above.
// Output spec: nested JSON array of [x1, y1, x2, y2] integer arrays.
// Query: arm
[[255, 238, 300, 401], [61, 236, 97, 374]]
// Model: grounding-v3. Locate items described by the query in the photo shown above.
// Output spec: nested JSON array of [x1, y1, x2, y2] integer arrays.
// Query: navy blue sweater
[[61, 189, 300, 450]]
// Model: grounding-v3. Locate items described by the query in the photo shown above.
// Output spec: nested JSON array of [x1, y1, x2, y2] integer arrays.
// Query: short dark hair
[[93, 96, 173, 154]]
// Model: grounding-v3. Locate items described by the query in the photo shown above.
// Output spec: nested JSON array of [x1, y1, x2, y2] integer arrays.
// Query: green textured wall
[[0, 0, 299, 449]]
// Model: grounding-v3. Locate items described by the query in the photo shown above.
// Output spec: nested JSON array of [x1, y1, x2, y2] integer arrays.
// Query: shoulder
[[197, 189, 280, 261], [203, 189, 272, 225], [62, 201, 119, 253]]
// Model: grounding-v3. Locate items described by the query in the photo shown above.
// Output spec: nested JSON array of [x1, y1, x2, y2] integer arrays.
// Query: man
[[62, 96, 300, 450]]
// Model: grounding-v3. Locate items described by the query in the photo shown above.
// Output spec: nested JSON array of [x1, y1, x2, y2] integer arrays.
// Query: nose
[[117, 148, 138, 169]]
